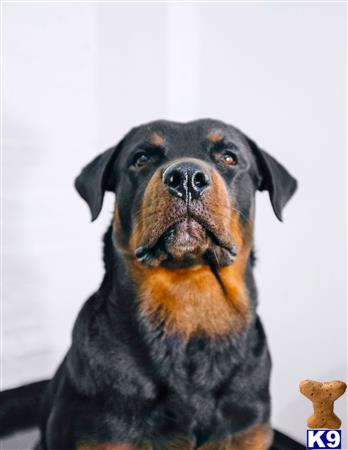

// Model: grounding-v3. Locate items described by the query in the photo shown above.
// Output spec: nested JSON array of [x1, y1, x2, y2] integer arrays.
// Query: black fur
[[0, 120, 303, 449], [0, 381, 49, 436]]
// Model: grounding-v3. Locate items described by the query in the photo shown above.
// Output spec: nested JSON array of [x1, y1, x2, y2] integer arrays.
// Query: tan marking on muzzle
[[130, 166, 234, 253], [130, 171, 175, 252]]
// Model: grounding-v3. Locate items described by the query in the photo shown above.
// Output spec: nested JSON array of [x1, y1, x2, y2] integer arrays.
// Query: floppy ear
[[75, 145, 119, 221], [246, 137, 298, 221]]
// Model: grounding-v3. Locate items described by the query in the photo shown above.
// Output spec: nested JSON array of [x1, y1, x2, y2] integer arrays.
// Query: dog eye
[[133, 152, 151, 167], [221, 150, 238, 166]]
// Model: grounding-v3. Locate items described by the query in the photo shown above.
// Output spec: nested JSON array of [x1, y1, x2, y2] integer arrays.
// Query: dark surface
[[271, 430, 305, 450]]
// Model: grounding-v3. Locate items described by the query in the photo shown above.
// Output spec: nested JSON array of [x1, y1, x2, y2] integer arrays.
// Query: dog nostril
[[167, 172, 182, 189], [192, 172, 209, 190], [163, 163, 210, 200]]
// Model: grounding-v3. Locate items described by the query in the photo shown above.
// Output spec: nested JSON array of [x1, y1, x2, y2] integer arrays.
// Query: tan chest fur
[[132, 257, 250, 339]]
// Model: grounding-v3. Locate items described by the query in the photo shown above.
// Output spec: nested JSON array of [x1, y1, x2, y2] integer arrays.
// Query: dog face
[[75, 119, 297, 269]]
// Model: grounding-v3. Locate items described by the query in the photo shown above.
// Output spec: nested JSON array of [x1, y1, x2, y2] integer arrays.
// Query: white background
[[2, 2, 347, 448]]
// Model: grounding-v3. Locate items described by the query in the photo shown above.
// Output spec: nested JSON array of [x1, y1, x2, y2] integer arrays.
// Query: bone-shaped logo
[[300, 380, 347, 429]]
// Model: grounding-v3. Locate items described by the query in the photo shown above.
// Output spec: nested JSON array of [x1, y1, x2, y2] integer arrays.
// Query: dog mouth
[[135, 215, 237, 268], [163, 218, 209, 254]]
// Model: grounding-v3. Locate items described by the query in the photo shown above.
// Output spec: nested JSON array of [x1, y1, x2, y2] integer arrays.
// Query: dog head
[[75, 119, 297, 269]]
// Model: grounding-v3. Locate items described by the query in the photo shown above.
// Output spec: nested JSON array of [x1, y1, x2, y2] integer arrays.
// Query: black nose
[[162, 160, 211, 201]]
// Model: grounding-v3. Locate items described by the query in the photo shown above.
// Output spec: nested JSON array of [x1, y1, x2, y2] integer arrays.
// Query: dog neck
[[102, 224, 256, 341]]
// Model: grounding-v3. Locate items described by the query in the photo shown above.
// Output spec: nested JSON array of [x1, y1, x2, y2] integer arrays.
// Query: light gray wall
[[2, 2, 346, 448]]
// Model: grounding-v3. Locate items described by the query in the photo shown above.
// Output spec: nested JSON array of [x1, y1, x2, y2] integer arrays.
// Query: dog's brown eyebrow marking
[[208, 131, 223, 143], [150, 132, 164, 146]]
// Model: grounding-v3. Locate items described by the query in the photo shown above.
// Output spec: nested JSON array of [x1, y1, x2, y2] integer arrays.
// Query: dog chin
[[135, 218, 237, 268], [163, 218, 209, 258]]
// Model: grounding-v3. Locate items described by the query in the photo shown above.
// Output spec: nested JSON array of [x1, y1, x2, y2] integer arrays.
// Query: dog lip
[[188, 213, 235, 252], [134, 215, 236, 262]]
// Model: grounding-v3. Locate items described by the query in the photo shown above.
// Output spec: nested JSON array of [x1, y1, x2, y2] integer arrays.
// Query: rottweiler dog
[[0, 119, 300, 449]]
